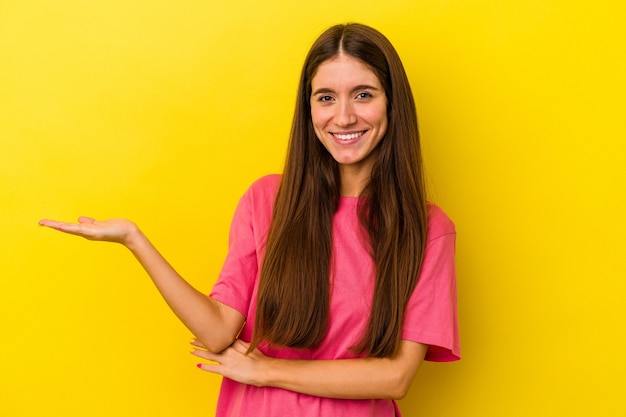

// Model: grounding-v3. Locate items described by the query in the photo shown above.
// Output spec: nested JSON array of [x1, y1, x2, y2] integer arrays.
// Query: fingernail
[[196, 364, 202, 368]]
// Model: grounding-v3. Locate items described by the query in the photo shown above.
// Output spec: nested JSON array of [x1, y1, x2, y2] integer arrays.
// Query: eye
[[317, 95, 334, 102], [356, 91, 373, 100]]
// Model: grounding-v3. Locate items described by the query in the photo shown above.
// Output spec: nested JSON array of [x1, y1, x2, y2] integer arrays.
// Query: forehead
[[311, 54, 382, 89]]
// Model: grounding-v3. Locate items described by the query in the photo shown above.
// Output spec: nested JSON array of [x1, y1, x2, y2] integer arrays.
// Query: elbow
[[388, 380, 411, 400], [198, 339, 229, 354], [385, 369, 416, 400], [380, 341, 425, 399], [195, 325, 241, 353], [194, 309, 245, 353], [196, 332, 238, 353]]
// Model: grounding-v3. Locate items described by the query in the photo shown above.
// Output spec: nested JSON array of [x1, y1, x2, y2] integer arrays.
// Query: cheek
[[366, 107, 388, 132], [310, 119, 323, 142], [362, 100, 386, 119], [379, 107, 389, 133], [310, 108, 330, 132]]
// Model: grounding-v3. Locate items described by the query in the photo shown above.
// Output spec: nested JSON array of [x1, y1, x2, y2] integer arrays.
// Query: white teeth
[[334, 132, 363, 141]]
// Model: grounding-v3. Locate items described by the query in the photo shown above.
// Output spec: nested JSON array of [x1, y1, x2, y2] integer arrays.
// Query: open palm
[[38, 216, 138, 245]]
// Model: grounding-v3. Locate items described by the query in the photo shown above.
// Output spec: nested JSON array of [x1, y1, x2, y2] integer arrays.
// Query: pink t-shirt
[[210, 174, 460, 416]]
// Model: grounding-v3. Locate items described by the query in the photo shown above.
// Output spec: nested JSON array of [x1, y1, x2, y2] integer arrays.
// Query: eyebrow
[[311, 84, 381, 96]]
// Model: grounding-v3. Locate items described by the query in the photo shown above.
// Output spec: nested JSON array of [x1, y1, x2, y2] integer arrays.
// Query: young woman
[[40, 23, 460, 416]]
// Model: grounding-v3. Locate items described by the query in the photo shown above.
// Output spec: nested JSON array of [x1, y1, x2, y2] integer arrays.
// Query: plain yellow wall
[[1, 1, 624, 416]]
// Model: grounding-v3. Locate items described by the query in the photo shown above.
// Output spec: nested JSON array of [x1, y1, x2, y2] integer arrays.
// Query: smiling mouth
[[332, 131, 366, 141]]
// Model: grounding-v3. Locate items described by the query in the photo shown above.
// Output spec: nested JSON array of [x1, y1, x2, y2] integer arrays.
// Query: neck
[[339, 164, 372, 197]]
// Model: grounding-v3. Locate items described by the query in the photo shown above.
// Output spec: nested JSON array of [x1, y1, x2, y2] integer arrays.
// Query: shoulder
[[426, 203, 456, 242], [238, 174, 281, 212], [249, 174, 282, 190], [242, 174, 281, 199], [246, 174, 281, 195]]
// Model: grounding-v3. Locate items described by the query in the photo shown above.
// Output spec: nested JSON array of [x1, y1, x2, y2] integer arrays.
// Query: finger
[[190, 348, 220, 362], [38, 219, 82, 234], [190, 338, 207, 349], [78, 216, 96, 224], [40, 220, 103, 240], [38, 219, 67, 229], [196, 362, 223, 375]]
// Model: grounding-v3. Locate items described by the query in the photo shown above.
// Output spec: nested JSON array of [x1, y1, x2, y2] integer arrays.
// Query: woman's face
[[310, 54, 388, 176]]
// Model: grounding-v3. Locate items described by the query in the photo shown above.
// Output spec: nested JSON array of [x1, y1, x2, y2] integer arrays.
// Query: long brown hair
[[250, 23, 428, 358]]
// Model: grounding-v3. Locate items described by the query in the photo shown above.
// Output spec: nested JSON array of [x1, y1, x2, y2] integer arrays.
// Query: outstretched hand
[[191, 338, 270, 387], [38, 216, 139, 245]]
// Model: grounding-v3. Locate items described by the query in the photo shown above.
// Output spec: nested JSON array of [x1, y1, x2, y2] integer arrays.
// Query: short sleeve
[[210, 175, 279, 317], [402, 205, 461, 362]]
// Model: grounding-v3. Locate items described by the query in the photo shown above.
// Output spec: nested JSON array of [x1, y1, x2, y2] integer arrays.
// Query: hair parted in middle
[[250, 23, 428, 358]]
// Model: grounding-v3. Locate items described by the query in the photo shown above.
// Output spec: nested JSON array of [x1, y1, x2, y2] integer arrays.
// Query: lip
[[330, 130, 367, 145]]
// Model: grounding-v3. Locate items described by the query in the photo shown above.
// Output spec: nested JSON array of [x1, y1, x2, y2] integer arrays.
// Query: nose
[[335, 101, 357, 127]]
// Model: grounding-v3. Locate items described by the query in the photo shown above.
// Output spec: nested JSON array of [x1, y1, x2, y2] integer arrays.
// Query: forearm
[[125, 229, 242, 352], [260, 341, 427, 400], [264, 357, 401, 399], [39, 216, 243, 351]]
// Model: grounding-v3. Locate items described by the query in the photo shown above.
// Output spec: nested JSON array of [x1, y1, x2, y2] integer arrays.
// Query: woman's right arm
[[39, 216, 245, 353]]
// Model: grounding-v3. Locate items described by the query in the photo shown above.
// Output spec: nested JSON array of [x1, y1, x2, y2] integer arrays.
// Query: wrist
[[257, 356, 282, 389], [245, 354, 273, 388], [122, 224, 145, 250]]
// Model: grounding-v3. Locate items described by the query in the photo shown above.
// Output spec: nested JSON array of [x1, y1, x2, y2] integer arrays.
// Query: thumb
[[77, 216, 96, 224]]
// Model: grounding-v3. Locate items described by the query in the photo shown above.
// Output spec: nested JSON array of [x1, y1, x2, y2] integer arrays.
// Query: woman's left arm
[[191, 339, 427, 400]]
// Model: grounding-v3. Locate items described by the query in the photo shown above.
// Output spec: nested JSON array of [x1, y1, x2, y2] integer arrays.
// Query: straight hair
[[250, 23, 428, 358]]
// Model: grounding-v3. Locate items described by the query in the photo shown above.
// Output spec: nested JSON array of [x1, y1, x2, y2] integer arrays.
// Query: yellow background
[[1, 0, 624, 416]]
